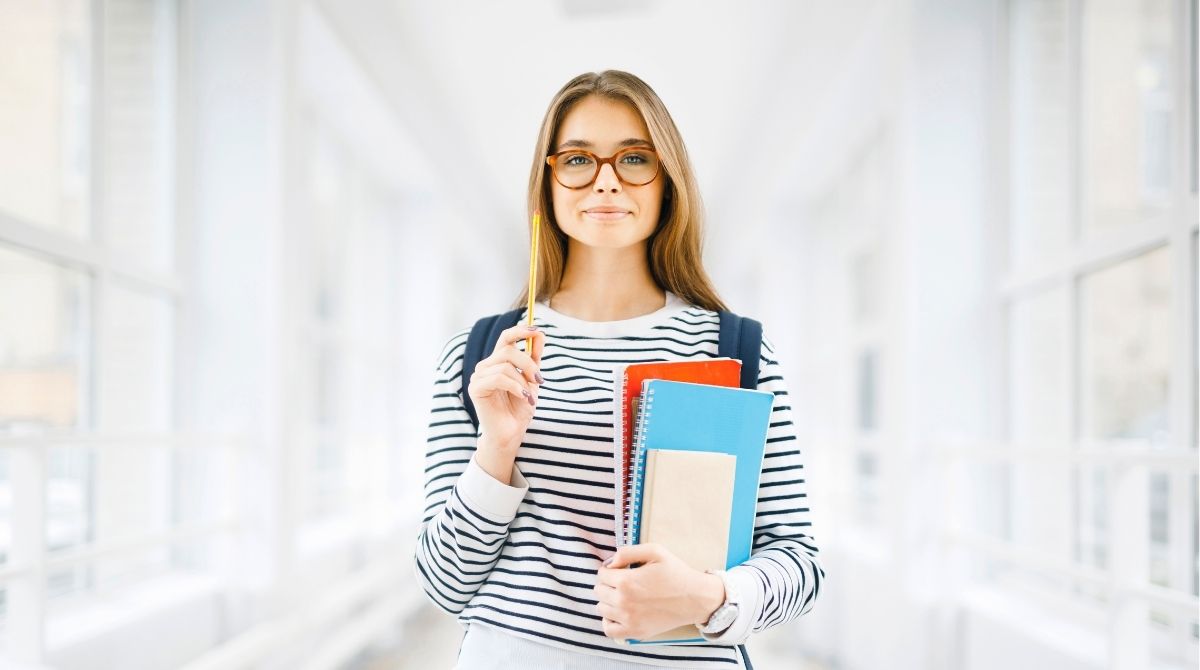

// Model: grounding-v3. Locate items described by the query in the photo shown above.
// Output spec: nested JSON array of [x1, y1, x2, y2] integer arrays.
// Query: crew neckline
[[530, 291, 690, 337]]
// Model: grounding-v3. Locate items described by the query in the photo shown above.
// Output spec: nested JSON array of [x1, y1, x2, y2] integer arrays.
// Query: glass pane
[[1191, 474, 1198, 598], [310, 341, 342, 518], [1009, 287, 1072, 560], [87, 281, 173, 598], [851, 248, 880, 324], [0, 244, 88, 433], [0, 1, 91, 236], [1148, 471, 1169, 587], [46, 446, 92, 554], [1009, 0, 1071, 267], [854, 449, 878, 525], [1074, 466, 1111, 575], [856, 349, 878, 431], [45, 443, 173, 607], [84, 444, 171, 598], [45, 444, 94, 601], [1009, 286, 1069, 442], [0, 451, 7, 569], [101, 0, 174, 271], [95, 282, 172, 433], [1079, 246, 1171, 441], [309, 128, 348, 323], [1192, 231, 1198, 448], [1082, 0, 1177, 232]]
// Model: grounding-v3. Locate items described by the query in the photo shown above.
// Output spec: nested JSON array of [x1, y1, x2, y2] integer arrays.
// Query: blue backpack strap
[[717, 311, 763, 390], [719, 312, 762, 665], [462, 308, 527, 431], [738, 642, 754, 669]]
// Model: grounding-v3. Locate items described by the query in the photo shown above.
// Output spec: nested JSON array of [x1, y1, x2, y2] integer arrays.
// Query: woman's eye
[[564, 154, 593, 167], [620, 153, 648, 164]]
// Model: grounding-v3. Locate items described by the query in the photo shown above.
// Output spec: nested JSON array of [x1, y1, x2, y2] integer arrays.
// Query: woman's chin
[[567, 231, 652, 251]]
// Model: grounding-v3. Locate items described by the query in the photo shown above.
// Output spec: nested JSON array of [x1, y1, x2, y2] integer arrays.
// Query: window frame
[[979, 0, 1199, 663], [0, 1, 243, 664]]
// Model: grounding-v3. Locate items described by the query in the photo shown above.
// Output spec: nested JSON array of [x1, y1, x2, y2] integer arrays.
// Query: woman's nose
[[593, 163, 621, 193]]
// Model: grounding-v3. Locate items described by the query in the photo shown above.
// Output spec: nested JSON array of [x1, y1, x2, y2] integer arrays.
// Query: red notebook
[[612, 359, 742, 545]]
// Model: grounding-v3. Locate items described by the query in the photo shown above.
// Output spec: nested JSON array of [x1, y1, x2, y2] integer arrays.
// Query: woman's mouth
[[583, 209, 631, 221]]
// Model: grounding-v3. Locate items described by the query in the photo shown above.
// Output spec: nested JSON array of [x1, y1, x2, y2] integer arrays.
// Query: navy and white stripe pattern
[[414, 299, 823, 667]]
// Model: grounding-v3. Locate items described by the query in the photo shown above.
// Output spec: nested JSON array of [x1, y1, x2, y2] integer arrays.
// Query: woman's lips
[[583, 209, 630, 221]]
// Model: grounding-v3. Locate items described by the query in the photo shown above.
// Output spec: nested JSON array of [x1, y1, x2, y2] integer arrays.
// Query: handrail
[[0, 520, 239, 585], [0, 433, 252, 450]]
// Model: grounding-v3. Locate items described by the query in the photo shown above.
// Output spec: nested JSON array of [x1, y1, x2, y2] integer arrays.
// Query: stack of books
[[610, 360, 775, 644]]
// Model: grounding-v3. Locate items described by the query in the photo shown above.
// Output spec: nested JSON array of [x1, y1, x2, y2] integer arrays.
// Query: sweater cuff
[[699, 566, 760, 645], [457, 453, 529, 522]]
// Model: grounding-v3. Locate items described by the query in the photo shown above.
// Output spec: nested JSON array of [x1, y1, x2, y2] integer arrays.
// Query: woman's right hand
[[467, 324, 546, 453]]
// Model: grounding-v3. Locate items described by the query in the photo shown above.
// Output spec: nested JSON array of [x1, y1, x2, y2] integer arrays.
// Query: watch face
[[703, 603, 738, 633]]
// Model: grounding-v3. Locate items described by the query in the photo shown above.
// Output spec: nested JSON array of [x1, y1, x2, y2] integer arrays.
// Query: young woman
[[415, 70, 823, 669]]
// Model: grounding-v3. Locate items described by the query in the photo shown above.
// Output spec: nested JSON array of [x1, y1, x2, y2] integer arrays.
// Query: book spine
[[627, 385, 655, 546]]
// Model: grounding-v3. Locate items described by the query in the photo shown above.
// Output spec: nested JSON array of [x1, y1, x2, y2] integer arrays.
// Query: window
[[1002, 0, 1197, 663], [0, 2, 91, 239], [804, 126, 894, 529], [0, 0, 179, 659], [1081, 0, 1177, 233], [294, 108, 404, 542]]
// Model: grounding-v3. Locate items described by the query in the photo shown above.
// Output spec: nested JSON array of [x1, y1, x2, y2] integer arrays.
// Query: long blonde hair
[[511, 70, 729, 313]]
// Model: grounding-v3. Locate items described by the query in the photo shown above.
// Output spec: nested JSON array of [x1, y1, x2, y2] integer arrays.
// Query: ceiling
[[316, 0, 882, 250]]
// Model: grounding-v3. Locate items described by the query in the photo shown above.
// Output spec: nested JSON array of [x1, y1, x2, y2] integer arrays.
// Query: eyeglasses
[[545, 147, 661, 189]]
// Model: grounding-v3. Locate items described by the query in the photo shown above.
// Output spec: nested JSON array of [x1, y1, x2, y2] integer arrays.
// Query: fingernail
[[602, 556, 614, 567], [535, 372, 545, 384], [522, 390, 535, 406], [526, 325, 539, 331]]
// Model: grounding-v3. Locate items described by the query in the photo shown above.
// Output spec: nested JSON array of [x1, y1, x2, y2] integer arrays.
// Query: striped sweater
[[414, 291, 823, 667]]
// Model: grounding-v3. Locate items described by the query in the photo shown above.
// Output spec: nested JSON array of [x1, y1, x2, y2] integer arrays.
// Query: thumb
[[603, 543, 660, 569]]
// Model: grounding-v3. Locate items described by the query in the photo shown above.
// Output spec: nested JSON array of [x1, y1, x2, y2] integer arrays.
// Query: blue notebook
[[625, 379, 775, 645]]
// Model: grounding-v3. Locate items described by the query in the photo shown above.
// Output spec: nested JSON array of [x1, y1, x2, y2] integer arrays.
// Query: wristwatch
[[698, 569, 740, 635]]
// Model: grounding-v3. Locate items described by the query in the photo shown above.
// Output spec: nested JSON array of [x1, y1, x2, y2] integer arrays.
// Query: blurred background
[[0, 0, 1196, 668]]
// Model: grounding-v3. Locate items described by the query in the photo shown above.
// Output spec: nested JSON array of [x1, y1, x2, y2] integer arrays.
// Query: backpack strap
[[717, 310, 763, 390], [462, 308, 526, 431], [461, 307, 765, 431]]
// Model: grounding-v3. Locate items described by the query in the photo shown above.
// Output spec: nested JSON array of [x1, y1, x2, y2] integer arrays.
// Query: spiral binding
[[624, 386, 655, 546], [617, 373, 631, 547]]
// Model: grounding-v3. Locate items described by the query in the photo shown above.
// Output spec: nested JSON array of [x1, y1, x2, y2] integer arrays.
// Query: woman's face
[[549, 95, 665, 252]]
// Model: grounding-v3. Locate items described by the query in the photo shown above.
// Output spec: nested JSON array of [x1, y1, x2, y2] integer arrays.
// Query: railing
[[933, 440, 1199, 669], [0, 432, 249, 665]]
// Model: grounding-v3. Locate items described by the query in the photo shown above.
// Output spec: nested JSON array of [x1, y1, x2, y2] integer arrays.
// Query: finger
[[468, 370, 534, 406], [528, 328, 545, 366], [517, 327, 545, 361], [596, 602, 623, 623], [474, 362, 534, 392], [475, 366, 539, 406], [601, 618, 627, 641], [493, 324, 546, 357], [592, 580, 618, 603], [595, 568, 624, 589], [488, 346, 543, 386], [604, 543, 660, 569], [484, 324, 543, 362], [515, 327, 547, 368]]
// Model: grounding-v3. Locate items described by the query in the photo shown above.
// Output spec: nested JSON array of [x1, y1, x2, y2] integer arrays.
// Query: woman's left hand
[[594, 543, 724, 641]]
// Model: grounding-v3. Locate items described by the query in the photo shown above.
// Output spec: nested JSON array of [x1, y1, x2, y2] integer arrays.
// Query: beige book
[[638, 449, 736, 643]]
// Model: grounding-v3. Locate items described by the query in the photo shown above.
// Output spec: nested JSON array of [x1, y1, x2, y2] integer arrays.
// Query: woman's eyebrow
[[556, 138, 652, 151]]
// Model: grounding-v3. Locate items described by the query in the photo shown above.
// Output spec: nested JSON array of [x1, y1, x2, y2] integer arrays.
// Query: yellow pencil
[[526, 211, 541, 354]]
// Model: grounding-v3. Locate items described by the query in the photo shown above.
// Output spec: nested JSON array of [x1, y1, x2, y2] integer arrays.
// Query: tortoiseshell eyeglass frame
[[545, 147, 661, 189]]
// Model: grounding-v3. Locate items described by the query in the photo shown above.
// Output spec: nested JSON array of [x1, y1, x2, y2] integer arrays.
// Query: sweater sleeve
[[412, 329, 530, 615], [701, 334, 824, 644]]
